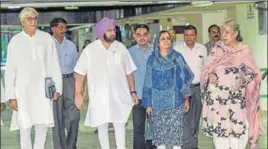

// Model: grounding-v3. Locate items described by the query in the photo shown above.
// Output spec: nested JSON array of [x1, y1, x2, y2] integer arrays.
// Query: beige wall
[[201, 11, 226, 44], [159, 18, 169, 30], [226, 7, 237, 19], [183, 14, 203, 43], [236, 3, 267, 110], [161, 14, 202, 42]]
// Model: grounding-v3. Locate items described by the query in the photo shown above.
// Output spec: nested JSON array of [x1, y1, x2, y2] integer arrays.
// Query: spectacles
[[24, 17, 38, 22]]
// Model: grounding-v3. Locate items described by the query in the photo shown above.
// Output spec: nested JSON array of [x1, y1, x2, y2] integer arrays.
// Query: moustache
[[214, 35, 219, 38]]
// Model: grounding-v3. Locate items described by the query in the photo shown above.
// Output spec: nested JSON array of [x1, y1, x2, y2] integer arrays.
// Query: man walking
[[5, 7, 62, 149], [74, 17, 139, 149], [129, 24, 156, 149], [50, 17, 80, 149]]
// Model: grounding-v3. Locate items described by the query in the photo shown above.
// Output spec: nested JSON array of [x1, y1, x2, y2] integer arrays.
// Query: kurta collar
[[22, 29, 37, 39]]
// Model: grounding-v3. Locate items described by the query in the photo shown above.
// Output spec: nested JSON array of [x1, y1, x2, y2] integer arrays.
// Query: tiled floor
[[1, 101, 267, 149]]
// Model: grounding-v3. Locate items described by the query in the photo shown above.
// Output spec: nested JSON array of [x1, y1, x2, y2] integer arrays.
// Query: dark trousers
[[183, 85, 202, 149], [52, 77, 80, 149], [132, 100, 156, 149]]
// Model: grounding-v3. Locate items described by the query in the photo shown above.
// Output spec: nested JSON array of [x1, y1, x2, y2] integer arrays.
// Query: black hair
[[50, 17, 67, 28], [134, 24, 149, 33], [208, 24, 220, 33], [184, 25, 197, 34], [236, 30, 243, 42]]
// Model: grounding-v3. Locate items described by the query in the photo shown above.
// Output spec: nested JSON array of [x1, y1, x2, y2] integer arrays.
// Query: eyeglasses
[[24, 17, 38, 22]]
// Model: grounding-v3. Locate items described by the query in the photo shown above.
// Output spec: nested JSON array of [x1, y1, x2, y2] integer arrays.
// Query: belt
[[190, 83, 200, 88], [62, 73, 73, 78]]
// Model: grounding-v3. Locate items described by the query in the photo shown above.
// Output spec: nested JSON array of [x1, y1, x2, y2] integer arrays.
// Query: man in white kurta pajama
[[5, 8, 62, 149], [74, 18, 139, 149]]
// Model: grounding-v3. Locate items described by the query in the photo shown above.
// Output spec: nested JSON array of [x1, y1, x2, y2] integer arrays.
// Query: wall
[[226, 7, 237, 19], [201, 10, 226, 44], [159, 18, 169, 31], [183, 14, 203, 43], [171, 16, 187, 40], [236, 3, 267, 111], [168, 14, 203, 43]]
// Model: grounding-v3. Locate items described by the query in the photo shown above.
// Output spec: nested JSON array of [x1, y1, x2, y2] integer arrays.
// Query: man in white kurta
[[76, 39, 137, 126], [74, 18, 138, 149], [5, 7, 62, 149]]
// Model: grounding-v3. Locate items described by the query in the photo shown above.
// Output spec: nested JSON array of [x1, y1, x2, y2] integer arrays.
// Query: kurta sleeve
[[124, 49, 137, 75], [142, 56, 153, 108], [51, 39, 63, 94], [5, 40, 17, 101], [178, 55, 194, 98], [74, 49, 88, 76]]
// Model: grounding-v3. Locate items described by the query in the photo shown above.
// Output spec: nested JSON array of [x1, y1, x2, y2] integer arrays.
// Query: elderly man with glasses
[[5, 7, 62, 149]]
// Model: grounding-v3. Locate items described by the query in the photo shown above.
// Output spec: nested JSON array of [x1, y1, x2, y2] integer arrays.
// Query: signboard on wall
[[247, 3, 255, 19]]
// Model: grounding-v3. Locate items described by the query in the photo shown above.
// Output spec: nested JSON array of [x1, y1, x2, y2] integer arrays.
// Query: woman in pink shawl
[[200, 18, 264, 149]]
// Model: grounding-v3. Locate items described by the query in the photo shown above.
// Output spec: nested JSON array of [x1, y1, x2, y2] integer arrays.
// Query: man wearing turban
[[74, 17, 139, 149]]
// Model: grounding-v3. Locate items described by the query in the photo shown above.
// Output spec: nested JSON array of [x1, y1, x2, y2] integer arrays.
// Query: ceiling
[[1, 1, 189, 9], [0, 1, 258, 26], [116, 1, 253, 24]]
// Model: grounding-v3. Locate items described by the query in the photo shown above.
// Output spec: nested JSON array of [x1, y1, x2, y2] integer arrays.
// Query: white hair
[[222, 18, 243, 42], [19, 7, 38, 22]]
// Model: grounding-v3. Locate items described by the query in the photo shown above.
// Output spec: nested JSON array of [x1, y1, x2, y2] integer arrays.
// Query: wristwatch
[[130, 91, 137, 94]]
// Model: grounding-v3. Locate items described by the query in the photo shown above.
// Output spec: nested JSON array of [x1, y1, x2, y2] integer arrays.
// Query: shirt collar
[[183, 41, 199, 50], [52, 36, 66, 45], [136, 44, 153, 53]]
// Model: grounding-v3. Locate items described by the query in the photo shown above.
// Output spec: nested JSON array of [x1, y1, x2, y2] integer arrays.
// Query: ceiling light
[[191, 1, 214, 7], [65, 6, 79, 10], [7, 5, 21, 9]]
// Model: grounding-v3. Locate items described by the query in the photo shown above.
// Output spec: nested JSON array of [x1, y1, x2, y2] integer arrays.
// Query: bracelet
[[130, 91, 137, 94]]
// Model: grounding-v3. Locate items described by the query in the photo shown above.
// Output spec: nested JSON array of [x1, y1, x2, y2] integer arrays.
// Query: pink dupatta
[[200, 41, 264, 149]]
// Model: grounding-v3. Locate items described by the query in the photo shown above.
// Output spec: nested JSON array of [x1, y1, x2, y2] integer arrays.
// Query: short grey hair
[[19, 7, 38, 22], [222, 18, 243, 42]]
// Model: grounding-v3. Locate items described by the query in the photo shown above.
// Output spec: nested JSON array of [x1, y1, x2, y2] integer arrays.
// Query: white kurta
[[1, 79, 5, 126], [5, 30, 62, 131], [74, 40, 137, 127]]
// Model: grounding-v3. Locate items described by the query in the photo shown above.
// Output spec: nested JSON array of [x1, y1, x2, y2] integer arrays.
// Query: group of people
[[0, 6, 264, 149]]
